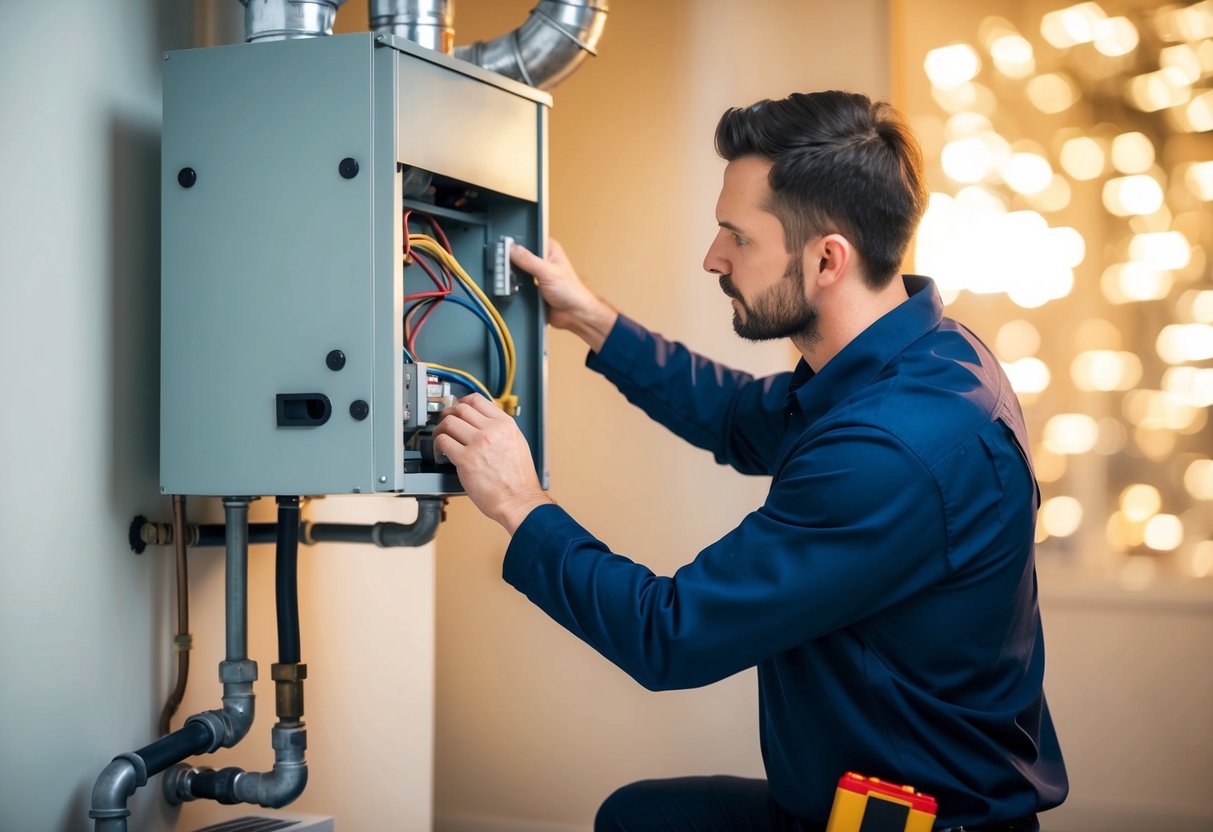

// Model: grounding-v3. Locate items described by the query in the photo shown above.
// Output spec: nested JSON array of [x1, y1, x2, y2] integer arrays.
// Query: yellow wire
[[408, 234, 519, 415]]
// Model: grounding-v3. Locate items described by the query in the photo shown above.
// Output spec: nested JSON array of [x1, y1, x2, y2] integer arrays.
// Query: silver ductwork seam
[[239, 0, 348, 42]]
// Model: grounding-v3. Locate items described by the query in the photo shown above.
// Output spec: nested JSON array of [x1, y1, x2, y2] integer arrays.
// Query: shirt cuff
[[586, 313, 647, 379], [503, 502, 581, 591]]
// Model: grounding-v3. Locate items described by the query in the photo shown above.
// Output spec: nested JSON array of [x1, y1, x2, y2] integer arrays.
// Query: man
[[432, 91, 1068, 831]]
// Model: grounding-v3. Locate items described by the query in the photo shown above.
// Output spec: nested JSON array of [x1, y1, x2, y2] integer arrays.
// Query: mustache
[[718, 275, 740, 299]]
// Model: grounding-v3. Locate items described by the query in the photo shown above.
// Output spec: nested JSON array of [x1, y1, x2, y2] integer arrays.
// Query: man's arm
[[512, 240, 789, 475], [433, 403, 952, 690]]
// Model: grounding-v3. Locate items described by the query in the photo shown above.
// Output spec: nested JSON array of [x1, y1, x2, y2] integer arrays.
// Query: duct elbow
[[455, 0, 608, 90]]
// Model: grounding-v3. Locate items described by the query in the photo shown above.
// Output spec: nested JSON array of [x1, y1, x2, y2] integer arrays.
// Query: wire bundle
[[402, 212, 519, 415]]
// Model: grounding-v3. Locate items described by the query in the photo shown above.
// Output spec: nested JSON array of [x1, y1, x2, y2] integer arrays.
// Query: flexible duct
[[239, 0, 348, 42], [370, 0, 608, 90]]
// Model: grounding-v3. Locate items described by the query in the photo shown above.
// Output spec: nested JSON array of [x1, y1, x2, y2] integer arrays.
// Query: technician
[[432, 91, 1068, 832]]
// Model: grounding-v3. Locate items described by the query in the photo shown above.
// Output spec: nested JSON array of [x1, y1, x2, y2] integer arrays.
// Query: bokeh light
[[1043, 413, 1099, 454], [1059, 136, 1106, 180], [925, 44, 982, 89], [1041, 496, 1083, 537], [1110, 132, 1155, 173], [1102, 175, 1164, 215]]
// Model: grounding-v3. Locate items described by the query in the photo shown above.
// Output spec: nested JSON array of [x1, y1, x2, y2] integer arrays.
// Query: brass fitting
[[271, 662, 307, 723]]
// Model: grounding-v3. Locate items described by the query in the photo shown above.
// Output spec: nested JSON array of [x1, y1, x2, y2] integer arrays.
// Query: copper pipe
[[158, 495, 192, 735]]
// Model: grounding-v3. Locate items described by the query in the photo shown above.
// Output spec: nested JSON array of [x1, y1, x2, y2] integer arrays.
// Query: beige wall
[[434, 2, 890, 830]]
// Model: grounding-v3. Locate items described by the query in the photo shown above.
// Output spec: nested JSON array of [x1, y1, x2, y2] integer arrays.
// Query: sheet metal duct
[[240, 0, 348, 42]]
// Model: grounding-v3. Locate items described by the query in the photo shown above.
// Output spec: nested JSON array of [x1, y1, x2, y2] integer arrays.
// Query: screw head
[[339, 157, 359, 179], [379, 475, 387, 483], [177, 167, 197, 188], [326, 349, 346, 371], [350, 399, 369, 420]]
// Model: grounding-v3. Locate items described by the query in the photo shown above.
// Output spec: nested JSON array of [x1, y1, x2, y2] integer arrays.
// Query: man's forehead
[[717, 156, 776, 221]]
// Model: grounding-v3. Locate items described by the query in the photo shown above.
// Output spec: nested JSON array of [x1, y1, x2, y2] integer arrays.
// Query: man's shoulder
[[838, 321, 1015, 463]]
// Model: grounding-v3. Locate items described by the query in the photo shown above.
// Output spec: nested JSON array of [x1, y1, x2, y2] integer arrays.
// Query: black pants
[[593, 776, 1041, 832], [593, 777, 823, 832]]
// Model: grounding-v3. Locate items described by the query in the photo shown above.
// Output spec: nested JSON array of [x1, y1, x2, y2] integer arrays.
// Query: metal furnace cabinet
[[160, 32, 550, 496]]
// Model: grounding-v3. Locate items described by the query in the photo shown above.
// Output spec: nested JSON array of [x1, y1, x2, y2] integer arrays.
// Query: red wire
[[405, 298, 442, 355], [410, 248, 452, 291], [423, 215, 452, 253]]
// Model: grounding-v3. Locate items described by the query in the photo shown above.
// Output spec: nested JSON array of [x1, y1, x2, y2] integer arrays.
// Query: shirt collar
[[787, 275, 943, 425]]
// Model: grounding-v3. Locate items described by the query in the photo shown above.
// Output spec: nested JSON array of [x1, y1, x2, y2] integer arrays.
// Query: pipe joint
[[89, 755, 145, 822], [272, 662, 307, 722], [374, 496, 444, 547], [231, 726, 309, 808], [219, 659, 258, 685]]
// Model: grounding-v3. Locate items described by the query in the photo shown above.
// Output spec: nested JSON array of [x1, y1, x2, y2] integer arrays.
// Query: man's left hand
[[432, 394, 553, 534]]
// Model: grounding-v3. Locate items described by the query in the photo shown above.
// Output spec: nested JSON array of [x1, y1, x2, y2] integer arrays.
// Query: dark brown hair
[[715, 91, 928, 288]]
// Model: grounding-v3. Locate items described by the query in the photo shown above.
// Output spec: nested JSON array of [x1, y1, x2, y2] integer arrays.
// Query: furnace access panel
[[160, 32, 550, 496]]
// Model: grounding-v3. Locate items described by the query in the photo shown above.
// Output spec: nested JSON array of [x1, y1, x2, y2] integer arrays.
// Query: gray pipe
[[224, 498, 250, 662], [131, 497, 446, 551], [455, 0, 609, 90], [239, 0, 348, 42], [185, 498, 258, 753], [92, 500, 258, 829], [164, 724, 307, 808]]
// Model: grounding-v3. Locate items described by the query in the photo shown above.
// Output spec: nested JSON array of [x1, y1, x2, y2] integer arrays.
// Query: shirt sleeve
[[586, 314, 792, 476], [502, 426, 953, 691]]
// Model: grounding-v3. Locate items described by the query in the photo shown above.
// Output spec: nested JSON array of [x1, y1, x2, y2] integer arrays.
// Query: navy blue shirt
[[503, 276, 1068, 826]]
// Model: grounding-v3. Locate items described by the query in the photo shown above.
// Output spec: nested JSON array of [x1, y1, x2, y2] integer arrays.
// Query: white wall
[[434, 2, 891, 830], [0, 3, 434, 830]]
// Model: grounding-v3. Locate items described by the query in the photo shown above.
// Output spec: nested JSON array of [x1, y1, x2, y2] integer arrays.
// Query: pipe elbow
[[373, 496, 444, 547], [455, 0, 608, 90], [186, 688, 255, 751], [234, 762, 308, 808], [89, 755, 145, 824], [234, 725, 309, 807]]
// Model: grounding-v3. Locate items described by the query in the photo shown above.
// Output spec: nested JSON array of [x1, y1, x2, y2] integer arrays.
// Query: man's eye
[[733, 235, 748, 247]]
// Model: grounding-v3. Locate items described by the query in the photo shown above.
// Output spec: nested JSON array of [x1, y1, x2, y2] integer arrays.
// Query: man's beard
[[719, 254, 819, 343]]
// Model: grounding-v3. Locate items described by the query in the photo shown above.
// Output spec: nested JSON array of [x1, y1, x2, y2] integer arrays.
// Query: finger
[[433, 432, 465, 465], [461, 393, 506, 419], [547, 238, 566, 263], [510, 243, 543, 272], [433, 412, 478, 445], [443, 399, 490, 427]]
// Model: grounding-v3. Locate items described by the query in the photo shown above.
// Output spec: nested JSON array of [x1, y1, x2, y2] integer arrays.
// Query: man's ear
[[810, 233, 852, 288]]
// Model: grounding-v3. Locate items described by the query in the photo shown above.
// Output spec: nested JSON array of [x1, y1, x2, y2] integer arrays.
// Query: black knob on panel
[[177, 167, 197, 188], [339, 157, 359, 179], [349, 400, 369, 421], [326, 350, 346, 371]]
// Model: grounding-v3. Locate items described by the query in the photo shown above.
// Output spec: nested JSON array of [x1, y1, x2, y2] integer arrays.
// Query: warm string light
[[915, 2, 1213, 582]]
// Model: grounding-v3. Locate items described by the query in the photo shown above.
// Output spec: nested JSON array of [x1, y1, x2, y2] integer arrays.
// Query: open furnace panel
[[160, 32, 550, 496]]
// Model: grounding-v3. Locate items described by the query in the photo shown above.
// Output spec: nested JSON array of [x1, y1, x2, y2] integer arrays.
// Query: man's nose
[[703, 235, 728, 275]]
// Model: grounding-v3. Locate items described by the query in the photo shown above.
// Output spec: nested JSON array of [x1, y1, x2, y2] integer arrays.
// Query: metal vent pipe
[[370, 0, 608, 90], [239, 0, 348, 42], [369, 0, 455, 54]]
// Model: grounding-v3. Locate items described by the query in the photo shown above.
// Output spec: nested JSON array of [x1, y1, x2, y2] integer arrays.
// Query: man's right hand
[[511, 239, 618, 353]]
